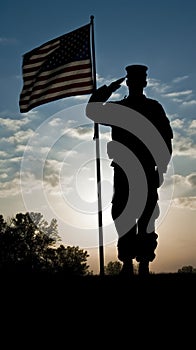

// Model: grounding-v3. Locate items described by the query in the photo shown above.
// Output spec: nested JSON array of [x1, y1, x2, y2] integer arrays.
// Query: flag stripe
[[21, 72, 92, 97], [20, 77, 93, 101], [19, 23, 94, 113], [22, 60, 91, 79], [20, 63, 92, 94], [20, 86, 93, 112], [22, 61, 92, 89]]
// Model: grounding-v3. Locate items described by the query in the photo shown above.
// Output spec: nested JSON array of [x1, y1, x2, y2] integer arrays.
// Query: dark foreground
[[1, 271, 196, 299], [1, 272, 195, 345], [2, 272, 195, 319]]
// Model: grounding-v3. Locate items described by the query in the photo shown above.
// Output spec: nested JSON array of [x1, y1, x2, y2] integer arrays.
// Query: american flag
[[19, 23, 94, 113]]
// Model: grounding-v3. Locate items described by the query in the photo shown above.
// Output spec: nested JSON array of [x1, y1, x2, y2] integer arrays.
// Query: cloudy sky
[[0, 0, 196, 274]]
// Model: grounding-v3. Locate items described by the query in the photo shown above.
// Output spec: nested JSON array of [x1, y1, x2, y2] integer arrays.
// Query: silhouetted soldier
[[86, 64, 173, 276]]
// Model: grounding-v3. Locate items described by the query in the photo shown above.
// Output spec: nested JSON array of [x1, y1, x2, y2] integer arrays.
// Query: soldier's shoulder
[[145, 97, 165, 111], [145, 96, 162, 105]]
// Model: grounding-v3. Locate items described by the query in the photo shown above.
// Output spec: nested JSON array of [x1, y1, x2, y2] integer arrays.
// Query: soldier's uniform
[[86, 65, 173, 275]]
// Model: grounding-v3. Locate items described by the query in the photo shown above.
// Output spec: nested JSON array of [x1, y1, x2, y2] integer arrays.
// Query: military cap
[[125, 64, 148, 78]]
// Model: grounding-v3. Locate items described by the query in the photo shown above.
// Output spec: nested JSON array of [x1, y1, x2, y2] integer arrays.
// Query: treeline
[[178, 266, 196, 273], [0, 212, 91, 276], [0, 212, 195, 277]]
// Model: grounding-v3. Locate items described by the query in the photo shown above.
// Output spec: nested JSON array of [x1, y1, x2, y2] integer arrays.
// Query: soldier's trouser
[[111, 167, 159, 262]]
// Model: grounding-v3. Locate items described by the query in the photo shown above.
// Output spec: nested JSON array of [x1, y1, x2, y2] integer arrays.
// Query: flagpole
[[90, 15, 104, 276]]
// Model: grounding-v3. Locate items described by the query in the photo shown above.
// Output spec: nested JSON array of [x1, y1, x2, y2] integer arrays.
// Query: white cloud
[[0, 174, 21, 198], [0, 150, 8, 157], [15, 144, 28, 153], [0, 116, 30, 131], [172, 197, 196, 210], [56, 149, 77, 160], [190, 120, 196, 128], [147, 78, 171, 94], [163, 172, 196, 208], [186, 173, 196, 186], [0, 173, 8, 179], [171, 173, 196, 199], [8, 156, 23, 163], [1, 129, 35, 144], [44, 159, 64, 172], [39, 146, 51, 155], [44, 173, 59, 187], [170, 118, 196, 143], [65, 126, 94, 140], [182, 100, 196, 106], [171, 118, 184, 129], [48, 118, 63, 127], [164, 90, 192, 98], [172, 76, 189, 83], [172, 131, 196, 158], [147, 77, 196, 111]]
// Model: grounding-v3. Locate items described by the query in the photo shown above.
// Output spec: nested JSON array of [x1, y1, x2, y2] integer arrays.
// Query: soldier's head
[[125, 64, 148, 93]]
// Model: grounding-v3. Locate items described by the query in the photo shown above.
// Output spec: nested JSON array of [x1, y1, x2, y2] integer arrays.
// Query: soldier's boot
[[138, 259, 149, 276], [119, 258, 134, 277]]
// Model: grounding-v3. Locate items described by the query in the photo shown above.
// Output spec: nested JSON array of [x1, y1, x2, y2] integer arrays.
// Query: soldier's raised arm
[[88, 77, 125, 103], [86, 77, 125, 124]]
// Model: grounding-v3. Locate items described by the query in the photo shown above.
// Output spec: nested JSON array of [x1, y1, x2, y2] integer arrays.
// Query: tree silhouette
[[104, 261, 122, 275], [51, 245, 90, 276], [178, 265, 196, 273], [0, 212, 90, 276], [105, 260, 139, 275]]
